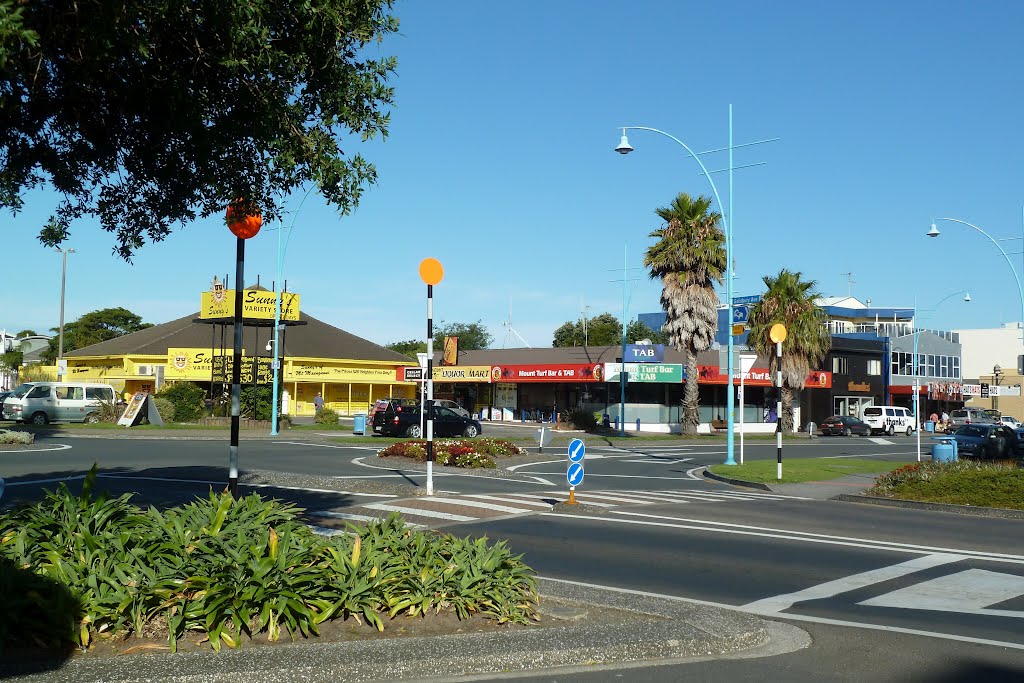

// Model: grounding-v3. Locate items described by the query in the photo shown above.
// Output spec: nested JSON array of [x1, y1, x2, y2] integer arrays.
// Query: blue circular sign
[[567, 462, 584, 486], [568, 438, 586, 463]]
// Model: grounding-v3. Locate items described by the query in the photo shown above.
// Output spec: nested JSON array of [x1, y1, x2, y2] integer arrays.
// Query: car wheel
[[406, 424, 422, 439], [844, 427, 852, 437], [463, 424, 479, 438], [30, 412, 48, 426], [85, 412, 100, 424], [906, 426, 914, 436], [886, 425, 895, 436]]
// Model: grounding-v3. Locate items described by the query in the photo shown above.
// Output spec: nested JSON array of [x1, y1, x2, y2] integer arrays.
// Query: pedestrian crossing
[[305, 487, 811, 531]]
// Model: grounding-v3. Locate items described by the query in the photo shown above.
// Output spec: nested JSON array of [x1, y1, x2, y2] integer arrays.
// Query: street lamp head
[[614, 130, 634, 155], [926, 224, 940, 238], [963, 292, 971, 302], [265, 340, 274, 352], [994, 364, 1001, 374]]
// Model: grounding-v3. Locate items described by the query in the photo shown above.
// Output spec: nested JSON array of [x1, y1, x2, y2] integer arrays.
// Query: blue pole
[[270, 186, 315, 435], [724, 104, 736, 465]]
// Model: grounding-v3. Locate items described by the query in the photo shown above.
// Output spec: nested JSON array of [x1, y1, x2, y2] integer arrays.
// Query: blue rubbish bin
[[931, 436, 958, 463], [353, 414, 367, 435], [925, 420, 935, 433]]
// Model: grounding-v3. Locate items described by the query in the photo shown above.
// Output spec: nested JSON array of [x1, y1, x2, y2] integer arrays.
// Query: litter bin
[[925, 420, 935, 433], [353, 413, 367, 435], [931, 436, 958, 463]]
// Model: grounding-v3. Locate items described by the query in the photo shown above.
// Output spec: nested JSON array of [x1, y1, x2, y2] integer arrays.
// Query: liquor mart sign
[[604, 363, 683, 383]]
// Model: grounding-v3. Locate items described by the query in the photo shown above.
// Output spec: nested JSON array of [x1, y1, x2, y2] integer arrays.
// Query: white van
[[2, 381, 118, 425], [861, 405, 916, 436]]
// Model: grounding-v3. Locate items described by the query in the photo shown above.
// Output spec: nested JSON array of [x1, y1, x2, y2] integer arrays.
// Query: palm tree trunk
[[781, 385, 795, 433], [683, 351, 699, 435]]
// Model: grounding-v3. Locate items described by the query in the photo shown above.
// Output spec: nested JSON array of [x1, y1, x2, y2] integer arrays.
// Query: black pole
[[228, 237, 244, 497], [776, 341, 783, 481], [426, 283, 434, 494], [252, 325, 259, 420]]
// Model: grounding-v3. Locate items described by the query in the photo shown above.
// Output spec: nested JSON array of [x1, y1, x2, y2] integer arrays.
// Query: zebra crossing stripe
[[424, 497, 534, 514], [363, 503, 477, 522], [309, 510, 426, 528], [465, 494, 554, 508], [569, 492, 650, 505]]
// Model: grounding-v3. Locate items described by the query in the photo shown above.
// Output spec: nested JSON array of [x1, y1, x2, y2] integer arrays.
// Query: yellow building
[[64, 305, 417, 417]]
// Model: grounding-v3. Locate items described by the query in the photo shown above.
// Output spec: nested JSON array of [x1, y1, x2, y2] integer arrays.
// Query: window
[[27, 386, 51, 398], [832, 356, 849, 374], [86, 387, 113, 401], [953, 356, 960, 378], [63, 386, 83, 400], [928, 355, 936, 377], [867, 360, 881, 376]]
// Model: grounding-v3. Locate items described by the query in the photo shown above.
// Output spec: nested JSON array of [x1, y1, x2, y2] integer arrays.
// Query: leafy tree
[[0, 0, 398, 259], [552, 313, 623, 347], [433, 321, 492, 352], [626, 320, 667, 345], [386, 340, 427, 361], [42, 307, 152, 363], [746, 269, 831, 432], [0, 350, 22, 372], [644, 193, 726, 434], [15, 329, 36, 338], [158, 381, 206, 423]]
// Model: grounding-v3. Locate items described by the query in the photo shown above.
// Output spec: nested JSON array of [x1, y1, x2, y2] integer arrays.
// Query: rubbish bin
[[925, 420, 935, 433], [353, 413, 367, 435], [931, 436, 958, 463]]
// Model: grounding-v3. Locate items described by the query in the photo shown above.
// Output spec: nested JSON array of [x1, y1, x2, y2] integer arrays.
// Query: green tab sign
[[604, 363, 683, 383]]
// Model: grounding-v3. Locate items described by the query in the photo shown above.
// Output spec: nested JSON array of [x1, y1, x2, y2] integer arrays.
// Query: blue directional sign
[[568, 438, 586, 463], [733, 295, 761, 305], [567, 462, 585, 486], [732, 305, 750, 324]]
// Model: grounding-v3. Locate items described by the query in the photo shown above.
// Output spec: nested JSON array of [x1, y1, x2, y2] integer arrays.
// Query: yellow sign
[[200, 289, 300, 321], [165, 348, 215, 380], [770, 323, 788, 344], [732, 324, 745, 336], [432, 366, 491, 382], [287, 365, 400, 382]]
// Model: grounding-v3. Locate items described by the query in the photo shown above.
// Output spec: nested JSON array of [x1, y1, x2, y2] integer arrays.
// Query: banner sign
[[400, 367, 424, 381], [961, 384, 981, 396], [433, 366, 492, 382], [624, 344, 665, 363], [697, 365, 832, 389], [200, 289, 300, 321], [489, 364, 603, 383], [166, 348, 215, 380], [604, 363, 683, 383], [212, 355, 274, 384], [288, 365, 398, 382]]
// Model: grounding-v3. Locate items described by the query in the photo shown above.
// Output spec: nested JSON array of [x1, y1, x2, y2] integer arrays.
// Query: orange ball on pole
[[226, 200, 263, 239]]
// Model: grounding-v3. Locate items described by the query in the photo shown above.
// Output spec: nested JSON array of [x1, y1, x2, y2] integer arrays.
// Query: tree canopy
[[552, 313, 623, 347], [0, 0, 398, 259], [42, 307, 152, 363], [384, 320, 494, 361]]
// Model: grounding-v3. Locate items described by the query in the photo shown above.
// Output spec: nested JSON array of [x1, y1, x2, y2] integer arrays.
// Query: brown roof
[[66, 310, 411, 363]]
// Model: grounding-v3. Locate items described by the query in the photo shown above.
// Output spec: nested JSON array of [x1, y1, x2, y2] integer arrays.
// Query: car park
[[861, 406, 916, 436], [947, 408, 998, 431], [952, 424, 1018, 460], [820, 415, 872, 436]]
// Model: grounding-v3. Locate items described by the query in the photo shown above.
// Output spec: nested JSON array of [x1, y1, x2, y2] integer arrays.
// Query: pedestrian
[[929, 410, 938, 424], [314, 392, 324, 415]]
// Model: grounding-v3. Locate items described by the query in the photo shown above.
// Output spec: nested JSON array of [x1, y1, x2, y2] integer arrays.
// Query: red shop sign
[[697, 365, 832, 389], [489, 364, 603, 383]]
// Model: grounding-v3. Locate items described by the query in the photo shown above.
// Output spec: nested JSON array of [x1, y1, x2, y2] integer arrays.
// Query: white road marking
[[3, 473, 85, 486], [570, 491, 659, 505], [686, 466, 706, 480], [308, 525, 348, 536], [859, 569, 1024, 618], [94, 474, 396, 497], [527, 476, 557, 486], [572, 512, 1024, 564], [507, 459, 562, 470], [621, 458, 692, 465], [424, 496, 535, 514], [538, 576, 1024, 651], [741, 554, 964, 613], [0, 443, 72, 453], [309, 510, 424, 528], [276, 441, 352, 449], [868, 437, 894, 445], [363, 503, 477, 522], [466, 494, 554, 508]]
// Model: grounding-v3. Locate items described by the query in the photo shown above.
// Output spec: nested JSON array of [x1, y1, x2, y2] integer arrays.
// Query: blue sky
[[5, 1, 1024, 347]]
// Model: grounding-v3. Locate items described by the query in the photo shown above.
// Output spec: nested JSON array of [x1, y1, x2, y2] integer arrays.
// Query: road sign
[[568, 438, 585, 463], [403, 367, 424, 381], [732, 324, 745, 336], [733, 295, 761, 305], [567, 462, 584, 486], [732, 305, 750, 324]]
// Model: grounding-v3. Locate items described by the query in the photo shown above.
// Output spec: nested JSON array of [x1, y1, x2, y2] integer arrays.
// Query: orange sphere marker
[[419, 257, 444, 285]]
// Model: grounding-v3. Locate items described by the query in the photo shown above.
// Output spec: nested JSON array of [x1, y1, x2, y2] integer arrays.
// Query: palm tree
[[746, 269, 831, 432], [644, 193, 726, 434]]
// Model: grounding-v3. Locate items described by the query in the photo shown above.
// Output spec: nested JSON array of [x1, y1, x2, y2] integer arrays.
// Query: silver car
[[948, 408, 998, 431]]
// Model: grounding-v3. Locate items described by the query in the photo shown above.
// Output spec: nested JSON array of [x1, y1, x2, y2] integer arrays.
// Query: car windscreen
[[955, 426, 986, 438], [11, 383, 34, 398]]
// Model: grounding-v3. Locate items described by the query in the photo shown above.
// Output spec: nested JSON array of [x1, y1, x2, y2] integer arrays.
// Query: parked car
[[947, 408, 998, 431], [0, 390, 11, 416], [1000, 415, 1021, 428], [373, 403, 482, 439], [432, 399, 471, 419], [861, 406, 916, 436], [952, 424, 1019, 460], [984, 408, 1002, 421], [1, 381, 119, 424], [820, 415, 872, 436]]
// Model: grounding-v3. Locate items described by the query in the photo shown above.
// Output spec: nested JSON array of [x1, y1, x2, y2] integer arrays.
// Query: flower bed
[[868, 460, 1024, 509], [377, 438, 526, 468]]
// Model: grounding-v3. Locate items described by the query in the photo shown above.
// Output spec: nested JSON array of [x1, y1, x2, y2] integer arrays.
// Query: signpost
[[738, 353, 758, 464], [565, 438, 585, 504], [770, 324, 788, 480]]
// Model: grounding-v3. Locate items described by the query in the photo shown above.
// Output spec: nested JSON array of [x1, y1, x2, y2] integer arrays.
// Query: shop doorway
[[835, 396, 873, 419]]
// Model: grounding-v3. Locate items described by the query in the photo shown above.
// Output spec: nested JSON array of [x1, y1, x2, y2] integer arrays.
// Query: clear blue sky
[[6, 1, 1024, 346]]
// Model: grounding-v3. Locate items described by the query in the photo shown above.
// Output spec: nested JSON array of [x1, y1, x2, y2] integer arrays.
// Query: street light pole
[[54, 247, 75, 376], [616, 110, 737, 464], [993, 364, 1003, 413]]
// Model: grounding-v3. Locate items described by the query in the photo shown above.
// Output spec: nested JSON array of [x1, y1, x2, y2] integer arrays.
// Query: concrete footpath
[[0, 579, 811, 683]]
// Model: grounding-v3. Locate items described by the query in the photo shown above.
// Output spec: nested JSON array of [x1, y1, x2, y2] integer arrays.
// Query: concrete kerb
[[1, 579, 809, 683], [701, 468, 773, 491], [833, 493, 1024, 520]]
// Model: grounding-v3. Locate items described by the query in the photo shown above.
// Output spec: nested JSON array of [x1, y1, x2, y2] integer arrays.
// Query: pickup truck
[[372, 403, 482, 438]]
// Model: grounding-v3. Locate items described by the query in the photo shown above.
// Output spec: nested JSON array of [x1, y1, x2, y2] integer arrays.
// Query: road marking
[[537, 576, 1024, 651], [363, 503, 477, 522], [620, 458, 692, 465], [93, 474, 396, 497], [3, 473, 85, 487], [0, 443, 72, 453], [466, 494, 554, 508], [859, 568, 1024, 618], [275, 441, 352, 449], [558, 512, 1024, 564], [424, 496, 534, 514], [741, 554, 964, 613], [686, 466, 706, 480], [868, 437, 894, 445], [309, 510, 425, 528], [507, 459, 562, 470]]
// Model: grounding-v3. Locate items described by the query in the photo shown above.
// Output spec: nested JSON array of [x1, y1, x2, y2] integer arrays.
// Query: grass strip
[[868, 461, 1024, 510], [708, 458, 910, 484]]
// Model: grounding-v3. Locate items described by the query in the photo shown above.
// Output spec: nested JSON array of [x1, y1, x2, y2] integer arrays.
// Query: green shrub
[[564, 407, 598, 431], [0, 429, 33, 445], [0, 467, 539, 653], [95, 399, 122, 423], [240, 385, 274, 421], [151, 396, 176, 422], [315, 408, 340, 424], [158, 381, 206, 422]]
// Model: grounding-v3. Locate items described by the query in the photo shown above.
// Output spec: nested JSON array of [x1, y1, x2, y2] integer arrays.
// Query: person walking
[[313, 392, 324, 415]]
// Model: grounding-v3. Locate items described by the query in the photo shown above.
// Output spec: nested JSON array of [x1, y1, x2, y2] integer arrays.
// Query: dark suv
[[372, 400, 482, 439]]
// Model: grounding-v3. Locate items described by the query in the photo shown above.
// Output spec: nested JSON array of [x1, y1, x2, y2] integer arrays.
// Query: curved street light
[[928, 218, 1024, 339], [616, 114, 738, 464]]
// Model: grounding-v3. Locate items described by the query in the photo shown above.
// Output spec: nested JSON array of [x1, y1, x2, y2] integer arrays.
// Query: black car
[[372, 402, 482, 439], [952, 424, 1019, 460], [820, 415, 872, 436]]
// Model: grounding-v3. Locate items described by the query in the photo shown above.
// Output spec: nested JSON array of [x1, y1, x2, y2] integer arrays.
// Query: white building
[[954, 322, 1023, 381]]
